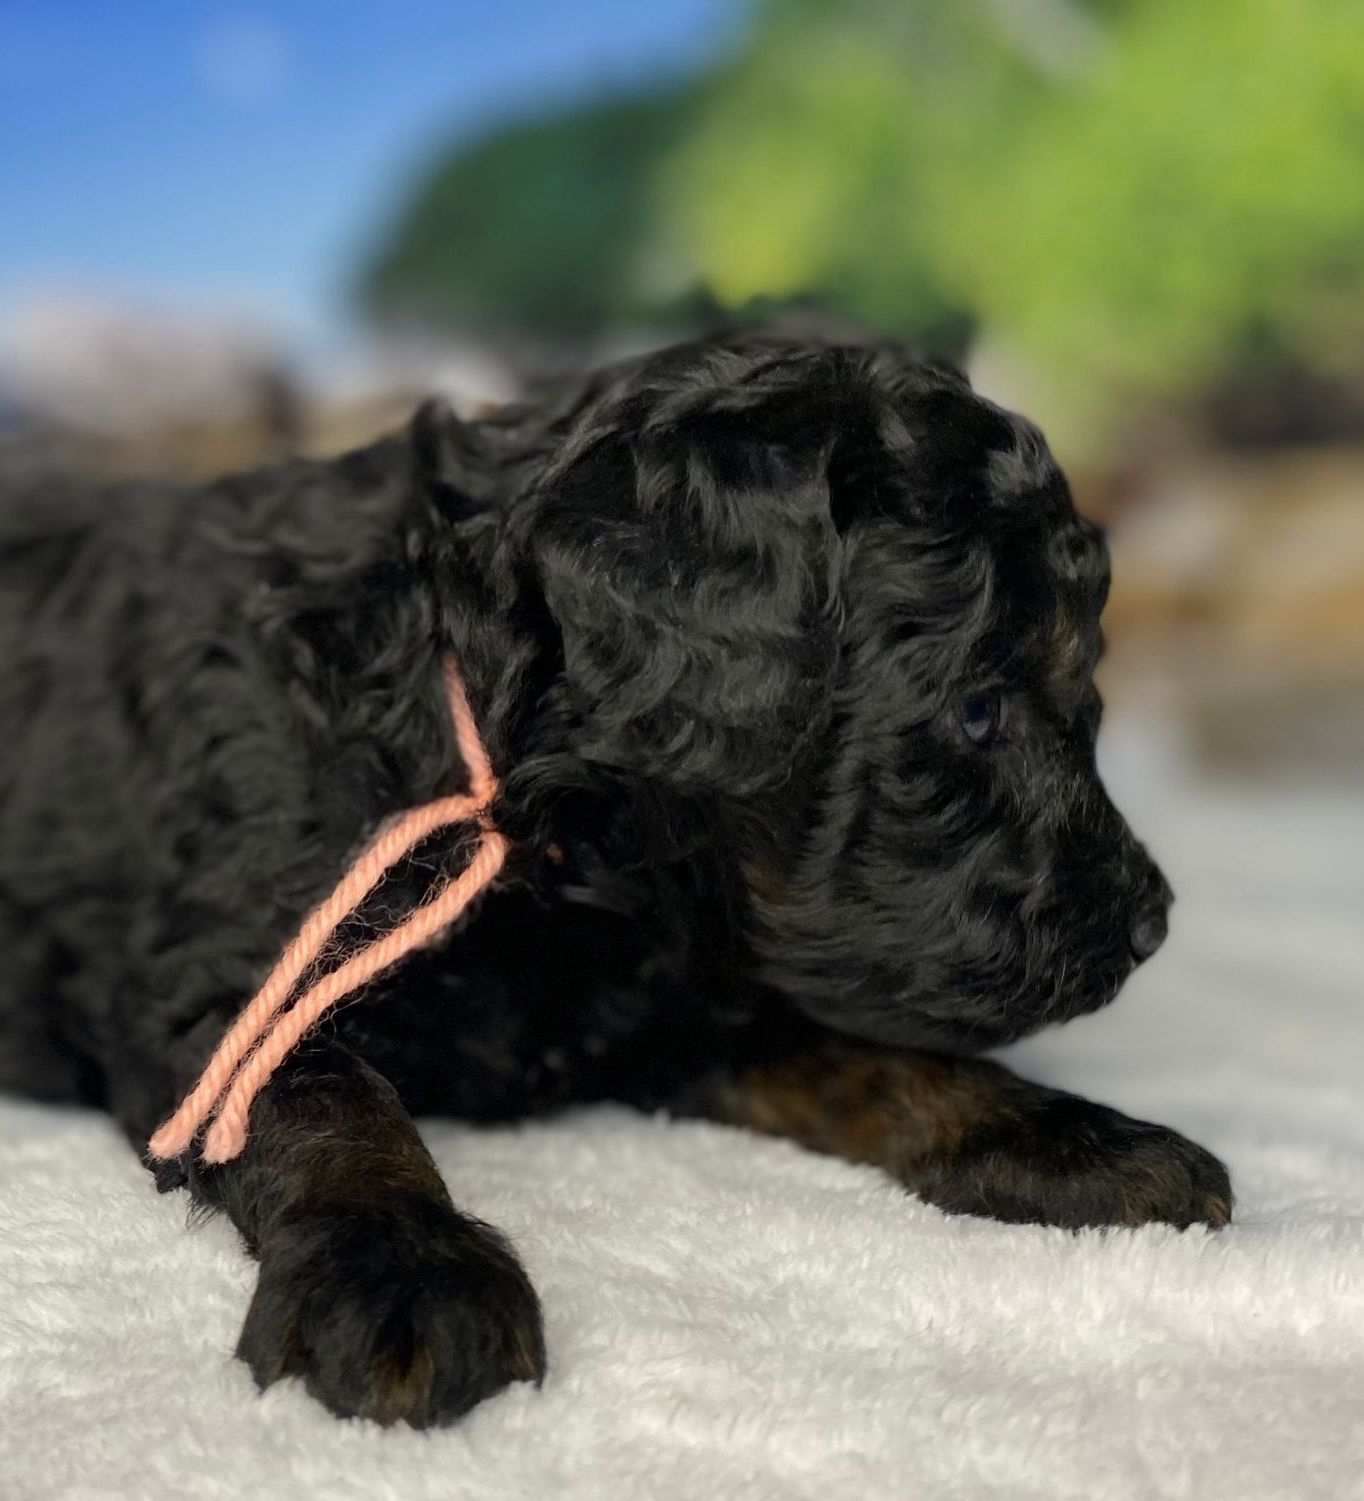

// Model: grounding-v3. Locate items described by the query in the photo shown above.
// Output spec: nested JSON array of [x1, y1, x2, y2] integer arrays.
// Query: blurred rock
[[1103, 445, 1364, 778], [1, 293, 286, 432], [0, 294, 518, 477]]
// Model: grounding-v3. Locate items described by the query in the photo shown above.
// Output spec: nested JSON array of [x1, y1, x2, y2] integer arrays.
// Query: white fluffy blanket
[[3, 729, 1362, 1500]]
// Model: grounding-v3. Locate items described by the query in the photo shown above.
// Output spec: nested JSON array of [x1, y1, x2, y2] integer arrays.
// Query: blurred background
[[2, 0, 1360, 798]]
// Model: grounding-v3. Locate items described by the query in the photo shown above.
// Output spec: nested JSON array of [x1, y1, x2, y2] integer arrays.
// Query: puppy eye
[[958, 690, 1003, 747]]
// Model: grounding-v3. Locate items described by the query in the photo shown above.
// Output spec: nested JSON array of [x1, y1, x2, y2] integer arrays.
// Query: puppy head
[[746, 355, 1172, 1050], [439, 333, 1170, 1049]]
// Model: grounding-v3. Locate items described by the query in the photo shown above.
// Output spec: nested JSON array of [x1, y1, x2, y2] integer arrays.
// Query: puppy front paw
[[238, 1200, 545, 1427], [914, 1095, 1233, 1232]]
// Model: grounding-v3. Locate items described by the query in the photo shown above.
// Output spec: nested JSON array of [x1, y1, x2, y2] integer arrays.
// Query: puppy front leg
[[700, 1045, 1231, 1231], [181, 1038, 544, 1427]]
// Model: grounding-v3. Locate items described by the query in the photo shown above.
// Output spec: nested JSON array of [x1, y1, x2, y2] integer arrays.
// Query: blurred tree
[[946, 0, 1364, 412], [363, 0, 1364, 443], [659, 1, 1040, 340], [662, 0, 1364, 442], [362, 84, 707, 344]]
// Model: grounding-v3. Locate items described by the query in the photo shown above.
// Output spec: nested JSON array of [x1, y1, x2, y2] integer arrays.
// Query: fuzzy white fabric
[[3, 727, 1363, 1501]]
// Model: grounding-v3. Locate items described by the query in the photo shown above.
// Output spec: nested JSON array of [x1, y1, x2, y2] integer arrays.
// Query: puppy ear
[[409, 398, 500, 520], [527, 407, 844, 796]]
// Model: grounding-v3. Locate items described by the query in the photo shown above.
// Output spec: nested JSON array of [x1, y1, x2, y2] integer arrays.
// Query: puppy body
[[0, 411, 786, 1133], [0, 333, 1230, 1426]]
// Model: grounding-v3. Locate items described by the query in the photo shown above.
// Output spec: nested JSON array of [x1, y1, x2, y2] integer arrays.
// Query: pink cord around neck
[[147, 657, 506, 1165]]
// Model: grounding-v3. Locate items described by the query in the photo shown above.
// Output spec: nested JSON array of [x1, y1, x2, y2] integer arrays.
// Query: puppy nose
[[1129, 902, 1168, 962]]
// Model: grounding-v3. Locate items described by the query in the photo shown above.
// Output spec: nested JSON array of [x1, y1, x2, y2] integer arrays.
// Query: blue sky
[[0, 1, 737, 346]]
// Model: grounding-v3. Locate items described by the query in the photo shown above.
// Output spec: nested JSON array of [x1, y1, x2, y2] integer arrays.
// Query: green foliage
[[660, 2, 1040, 333], [362, 85, 703, 341], [662, 0, 1364, 434], [363, 0, 1364, 437], [943, 0, 1364, 397]]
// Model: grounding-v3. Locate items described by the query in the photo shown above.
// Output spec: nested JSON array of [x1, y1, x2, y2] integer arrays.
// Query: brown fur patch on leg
[[712, 1047, 1022, 1179], [705, 1046, 1233, 1232]]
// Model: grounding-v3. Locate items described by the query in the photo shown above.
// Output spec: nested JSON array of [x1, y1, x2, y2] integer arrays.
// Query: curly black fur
[[0, 330, 1228, 1427]]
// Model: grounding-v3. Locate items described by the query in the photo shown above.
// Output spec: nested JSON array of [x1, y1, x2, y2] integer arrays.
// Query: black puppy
[[0, 331, 1230, 1428]]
